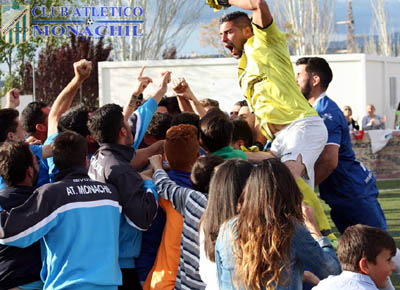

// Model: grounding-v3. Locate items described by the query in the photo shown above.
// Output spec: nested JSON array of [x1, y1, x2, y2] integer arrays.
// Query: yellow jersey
[[238, 21, 318, 140]]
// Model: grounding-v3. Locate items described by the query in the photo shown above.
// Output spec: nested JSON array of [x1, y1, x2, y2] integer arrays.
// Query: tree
[[370, 0, 393, 56], [105, 0, 206, 60], [199, 17, 230, 57], [270, 0, 335, 55], [31, 35, 111, 108]]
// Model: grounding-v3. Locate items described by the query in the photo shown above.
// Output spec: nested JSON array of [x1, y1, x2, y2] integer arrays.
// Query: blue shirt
[[312, 271, 379, 290], [216, 218, 341, 290], [314, 94, 378, 204]]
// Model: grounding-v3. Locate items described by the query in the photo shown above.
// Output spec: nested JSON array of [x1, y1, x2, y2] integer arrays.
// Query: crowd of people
[[0, 0, 400, 289]]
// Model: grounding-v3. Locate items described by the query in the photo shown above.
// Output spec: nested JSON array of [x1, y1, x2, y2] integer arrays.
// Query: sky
[[179, 0, 400, 56]]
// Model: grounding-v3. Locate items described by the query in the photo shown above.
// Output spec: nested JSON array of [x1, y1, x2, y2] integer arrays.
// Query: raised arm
[[123, 66, 153, 120], [172, 77, 206, 118], [229, 0, 272, 28], [47, 59, 92, 136], [5, 88, 20, 109]]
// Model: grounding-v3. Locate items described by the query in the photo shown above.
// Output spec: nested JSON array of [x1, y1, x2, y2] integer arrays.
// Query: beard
[[300, 80, 312, 100]]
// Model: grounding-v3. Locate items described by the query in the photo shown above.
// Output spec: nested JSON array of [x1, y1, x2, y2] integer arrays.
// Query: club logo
[[1, 1, 31, 44]]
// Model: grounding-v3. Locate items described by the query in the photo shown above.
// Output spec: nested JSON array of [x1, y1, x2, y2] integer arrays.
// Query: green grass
[[320, 180, 400, 289]]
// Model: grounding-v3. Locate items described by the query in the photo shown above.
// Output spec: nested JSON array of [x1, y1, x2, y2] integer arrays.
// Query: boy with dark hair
[[144, 154, 224, 290], [0, 131, 138, 289], [200, 110, 247, 160], [21, 101, 50, 144], [232, 118, 254, 149], [314, 224, 396, 290], [141, 112, 173, 148], [0, 140, 42, 289], [45, 105, 98, 182]]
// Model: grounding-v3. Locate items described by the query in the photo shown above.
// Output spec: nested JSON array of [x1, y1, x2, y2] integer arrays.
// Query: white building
[[98, 54, 400, 129]]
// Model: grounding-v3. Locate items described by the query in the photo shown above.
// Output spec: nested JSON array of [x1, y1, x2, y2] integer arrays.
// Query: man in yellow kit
[[207, 0, 336, 242]]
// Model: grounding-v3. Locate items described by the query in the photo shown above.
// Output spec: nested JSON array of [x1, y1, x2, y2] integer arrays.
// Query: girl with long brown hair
[[199, 159, 253, 289], [215, 158, 341, 290]]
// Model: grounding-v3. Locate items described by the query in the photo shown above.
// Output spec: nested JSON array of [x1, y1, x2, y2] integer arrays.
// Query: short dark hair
[[190, 155, 224, 193], [0, 140, 34, 186], [146, 112, 173, 140], [296, 57, 333, 90], [52, 131, 88, 170], [232, 118, 254, 147], [88, 104, 124, 144], [21, 101, 48, 134], [338, 224, 396, 272], [58, 105, 90, 137], [200, 111, 233, 153], [171, 112, 200, 138], [220, 11, 251, 29], [235, 100, 248, 107], [0, 109, 19, 142]]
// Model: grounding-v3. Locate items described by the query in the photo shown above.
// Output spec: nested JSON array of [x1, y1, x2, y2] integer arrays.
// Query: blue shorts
[[329, 196, 386, 233]]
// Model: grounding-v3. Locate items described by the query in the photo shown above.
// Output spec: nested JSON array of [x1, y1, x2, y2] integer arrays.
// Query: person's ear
[[35, 123, 47, 133], [243, 26, 253, 38], [311, 75, 321, 88], [359, 257, 370, 275], [119, 126, 127, 138]]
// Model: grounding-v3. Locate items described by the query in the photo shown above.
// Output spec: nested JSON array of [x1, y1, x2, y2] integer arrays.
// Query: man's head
[[338, 224, 396, 288], [164, 124, 200, 172], [238, 104, 255, 129], [52, 131, 88, 171], [190, 155, 224, 193], [295, 57, 333, 100], [0, 108, 26, 142], [230, 100, 247, 119], [21, 101, 50, 143], [220, 11, 252, 59], [199, 109, 233, 153], [88, 104, 133, 146], [0, 140, 38, 186]]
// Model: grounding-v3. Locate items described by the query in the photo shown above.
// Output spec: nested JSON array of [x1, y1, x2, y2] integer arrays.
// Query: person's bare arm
[[131, 140, 165, 171], [173, 78, 206, 118], [228, 0, 272, 28], [314, 145, 339, 186], [5, 88, 20, 109], [123, 66, 153, 120], [151, 71, 172, 105], [245, 150, 276, 162], [47, 59, 92, 136]]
